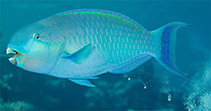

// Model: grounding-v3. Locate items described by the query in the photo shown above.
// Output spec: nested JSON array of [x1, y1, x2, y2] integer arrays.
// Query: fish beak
[[6, 48, 22, 65]]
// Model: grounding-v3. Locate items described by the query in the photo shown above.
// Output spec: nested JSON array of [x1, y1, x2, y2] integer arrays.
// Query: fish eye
[[33, 33, 40, 39]]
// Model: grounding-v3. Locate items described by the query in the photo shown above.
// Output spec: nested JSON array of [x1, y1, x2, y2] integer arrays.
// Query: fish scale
[[72, 12, 153, 64]]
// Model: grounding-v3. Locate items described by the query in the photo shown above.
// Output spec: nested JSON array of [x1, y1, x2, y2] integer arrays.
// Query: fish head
[[6, 20, 66, 74]]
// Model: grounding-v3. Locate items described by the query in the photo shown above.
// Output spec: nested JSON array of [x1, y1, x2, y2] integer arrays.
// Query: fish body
[[6, 9, 189, 87]]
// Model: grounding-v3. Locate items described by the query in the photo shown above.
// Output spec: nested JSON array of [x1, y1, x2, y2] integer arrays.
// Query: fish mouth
[[6, 48, 22, 65]]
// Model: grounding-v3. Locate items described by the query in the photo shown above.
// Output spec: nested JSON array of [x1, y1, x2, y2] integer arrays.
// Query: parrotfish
[[6, 9, 189, 87]]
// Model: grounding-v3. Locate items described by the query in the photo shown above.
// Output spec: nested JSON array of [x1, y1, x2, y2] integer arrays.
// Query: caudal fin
[[151, 22, 189, 78]]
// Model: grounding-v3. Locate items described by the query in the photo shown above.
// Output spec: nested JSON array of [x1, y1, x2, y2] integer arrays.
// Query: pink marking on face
[[105, 28, 108, 36], [101, 21, 104, 27], [133, 44, 135, 49], [128, 33, 130, 37], [141, 34, 143, 39], [99, 34, 102, 42], [132, 33, 135, 38], [146, 36, 148, 39], [110, 29, 113, 35], [131, 39, 133, 43], [109, 35, 112, 42], [139, 39, 141, 44], [135, 39, 137, 44], [143, 30, 145, 34], [144, 40, 146, 44], [116, 24, 119, 29], [114, 36, 116, 42], [121, 25, 123, 30], [119, 30, 122, 36]]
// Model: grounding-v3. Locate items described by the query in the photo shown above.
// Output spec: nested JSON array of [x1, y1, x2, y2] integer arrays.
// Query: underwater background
[[0, 0, 210, 110]]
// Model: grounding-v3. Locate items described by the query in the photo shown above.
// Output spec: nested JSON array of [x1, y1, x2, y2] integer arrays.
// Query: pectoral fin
[[68, 78, 95, 87], [62, 44, 94, 64]]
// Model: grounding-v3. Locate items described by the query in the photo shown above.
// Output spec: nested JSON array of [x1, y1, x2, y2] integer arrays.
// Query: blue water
[[0, 1, 210, 110]]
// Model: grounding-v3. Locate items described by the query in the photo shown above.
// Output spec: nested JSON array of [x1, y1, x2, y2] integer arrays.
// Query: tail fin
[[151, 22, 190, 78]]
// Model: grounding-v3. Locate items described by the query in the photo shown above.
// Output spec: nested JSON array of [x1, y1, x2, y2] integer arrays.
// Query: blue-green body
[[6, 9, 189, 87]]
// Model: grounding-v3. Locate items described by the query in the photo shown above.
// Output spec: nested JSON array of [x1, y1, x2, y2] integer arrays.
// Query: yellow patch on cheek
[[17, 56, 26, 68]]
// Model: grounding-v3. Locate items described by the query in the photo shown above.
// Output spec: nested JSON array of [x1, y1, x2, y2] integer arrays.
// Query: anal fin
[[110, 54, 152, 74], [68, 79, 95, 87]]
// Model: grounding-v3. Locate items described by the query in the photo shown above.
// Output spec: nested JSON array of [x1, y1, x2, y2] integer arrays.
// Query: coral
[[0, 73, 13, 90], [184, 62, 211, 110], [0, 101, 34, 111]]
